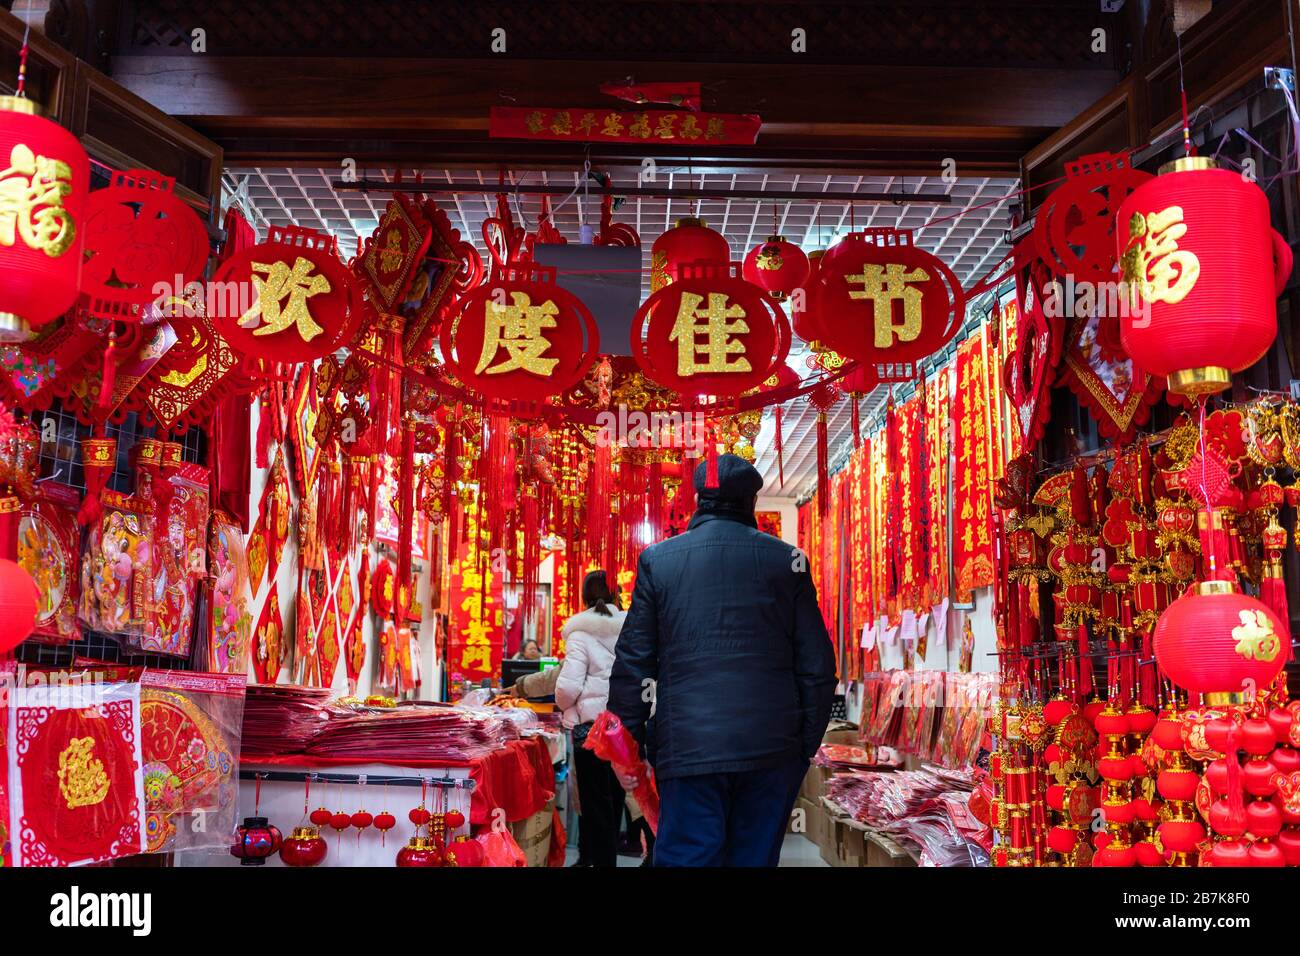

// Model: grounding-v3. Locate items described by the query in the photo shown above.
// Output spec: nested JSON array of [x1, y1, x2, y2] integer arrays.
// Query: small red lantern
[[742, 235, 809, 302], [791, 249, 827, 345], [279, 825, 328, 867], [230, 816, 282, 866], [443, 808, 466, 832], [1118, 157, 1292, 396], [441, 264, 599, 403], [351, 809, 374, 832], [0, 95, 89, 341], [0, 557, 38, 652], [79, 170, 209, 322], [444, 835, 484, 867], [804, 228, 965, 368], [329, 810, 352, 834], [308, 806, 333, 827], [1153, 580, 1287, 701], [374, 810, 397, 845], [395, 835, 443, 867], [632, 263, 791, 399], [211, 225, 363, 365], [650, 217, 730, 292]]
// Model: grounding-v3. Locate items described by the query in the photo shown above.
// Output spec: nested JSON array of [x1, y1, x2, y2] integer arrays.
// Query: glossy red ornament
[[1209, 839, 1250, 866], [1118, 157, 1292, 396], [1272, 748, 1300, 775], [1277, 828, 1300, 865], [1047, 825, 1078, 855], [309, 806, 332, 827], [743, 235, 809, 302], [211, 224, 363, 365], [78, 170, 208, 322], [1153, 581, 1287, 699], [1044, 698, 1076, 727], [230, 817, 282, 866], [804, 228, 965, 368], [0, 558, 38, 652], [1243, 760, 1278, 798], [442, 264, 600, 403], [1268, 707, 1294, 744], [1126, 706, 1157, 736], [1209, 799, 1248, 838], [279, 825, 328, 867], [1204, 758, 1230, 795], [1245, 800, 1282, 838], [1094, 843, 1136, 867], [395, 836, 443, 867], [1248, 840, 1285, 867], [0, 95, 89, 340], [1241, 719, 1276, 756], [650, 217, 730, 292], [632, 264, 791, 399], [443, 835, 484, 867], [1157, 767, 1199, 802], [1151, 716, 1184, 751], [1133, 840, 1163, 867]]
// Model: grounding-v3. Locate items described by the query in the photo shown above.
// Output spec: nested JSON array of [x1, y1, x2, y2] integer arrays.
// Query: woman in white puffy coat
[[556, 570, 627, 867]]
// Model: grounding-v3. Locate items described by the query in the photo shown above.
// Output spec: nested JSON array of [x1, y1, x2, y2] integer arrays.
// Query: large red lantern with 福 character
[[650, 217, 730, 292], [0, 95, 89, 342], [441, 263, 600, 403], [805, 228, 965, 367], [1153, 579, 1288, 701], [632, 262, 791, 399], [211, 224, 364, 365], [1119, 157, 1292, 396]]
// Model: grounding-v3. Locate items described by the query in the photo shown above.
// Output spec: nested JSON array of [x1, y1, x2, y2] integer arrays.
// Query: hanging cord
[[14, 1, 32, 97]]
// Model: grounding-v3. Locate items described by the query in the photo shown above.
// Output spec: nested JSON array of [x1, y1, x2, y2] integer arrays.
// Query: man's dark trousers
[[652, 758, 807, 867]]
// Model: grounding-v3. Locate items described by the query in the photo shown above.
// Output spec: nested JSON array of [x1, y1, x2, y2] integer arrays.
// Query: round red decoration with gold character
[[211, 225, 363, 365], [1033, 151, 1152, 283], [742, 235, 809, 302], [632, 264, 791, 399], [79, 170, 209, 323], [442, 264, 600, 403], [650, 217, 730, 292], [804, 228, 964, 368]]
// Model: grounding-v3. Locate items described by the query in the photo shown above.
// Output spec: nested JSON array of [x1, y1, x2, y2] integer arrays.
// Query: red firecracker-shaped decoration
[[279, 825, 328, 867], [742, 235, 809, 302], [395, 835, 443, 867], [1118, 157, 1292, 396], [0, 95, 89, 341], [650, 217, 730, 292], [230, 816, 282, 866], [1153, 580, 1287, 701]]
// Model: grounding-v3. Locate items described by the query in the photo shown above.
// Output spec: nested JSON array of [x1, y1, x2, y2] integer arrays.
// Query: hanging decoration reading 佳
[[211, 225, 364, 366], [631, 262, 791, 400], [440, 264, 601, 404]]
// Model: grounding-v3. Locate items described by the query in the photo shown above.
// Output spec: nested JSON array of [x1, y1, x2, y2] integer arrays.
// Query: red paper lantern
[[79, 170, 209, 322], [804, 228, 965, 367], [1118, 157, 1292, 396], [742, 235, 809, 302], [0, 96, 89, 340], [309, 806, 333, 827], [443, 808, 466, 831], [211, 225, 363, 364], [632, 264, 791, 398], [279, 825, 328, 867], [1153, 580, 1287, 700], [230, 816, 282, 866], [351, 809, 374, 831], [1157, 818, 1204, 854], [442, 264, 600, 403], [444, 835, 484, 867], [374, 810, 397, 845], [0, 557, 38, 652], [791, 249, 827, 345], [650, 217, 730, 292]]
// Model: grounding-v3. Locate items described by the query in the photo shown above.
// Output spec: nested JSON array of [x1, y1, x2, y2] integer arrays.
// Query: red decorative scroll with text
[[490, 107, 760, 146], [446, 501, 504, 687], [952, 336, 995, 599]]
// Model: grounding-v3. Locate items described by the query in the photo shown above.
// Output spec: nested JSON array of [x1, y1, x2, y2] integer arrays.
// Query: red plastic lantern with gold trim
[[1118, 157, 1292, 396], [1153, 580, 1288, 701], [805, 228, 965, 367], [211, 225, 363, 364], [631, 262, 791, 399], [650, 217, 730, 292], [791, 249, 826, 345], [441, 263, 600, 403], [79, 169, 209, 323], [0, 95, 89, 341], [742, 234, 809, 302]]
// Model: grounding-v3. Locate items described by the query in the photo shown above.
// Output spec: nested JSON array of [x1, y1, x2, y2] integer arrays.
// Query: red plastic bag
[[583, 710, 659, 834], [477, 829, 527, 867]]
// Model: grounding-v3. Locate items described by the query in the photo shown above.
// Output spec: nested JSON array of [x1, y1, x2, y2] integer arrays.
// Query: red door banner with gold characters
[[446, 501, 504, 686]]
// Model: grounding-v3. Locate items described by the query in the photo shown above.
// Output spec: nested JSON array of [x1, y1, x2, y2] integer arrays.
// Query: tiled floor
[[564, 833, 828, 867]]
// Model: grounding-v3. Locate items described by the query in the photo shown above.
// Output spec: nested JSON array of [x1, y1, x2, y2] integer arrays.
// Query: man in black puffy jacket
[[608, 453, 837, 866]]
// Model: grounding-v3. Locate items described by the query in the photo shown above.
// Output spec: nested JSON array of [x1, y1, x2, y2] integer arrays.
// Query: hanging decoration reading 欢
[[212, 225, 364, 365]]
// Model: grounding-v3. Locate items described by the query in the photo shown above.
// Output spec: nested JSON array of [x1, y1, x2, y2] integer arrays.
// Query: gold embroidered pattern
[[58, 736, 110, 810]]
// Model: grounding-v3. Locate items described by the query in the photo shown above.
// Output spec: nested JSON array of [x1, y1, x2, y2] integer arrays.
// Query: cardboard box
[[863, 829, 918, 868], [835, 820, 868, 867], [822, 728, 861, 747], [509, 798, 555, 867], [790, 796, 816, 838]]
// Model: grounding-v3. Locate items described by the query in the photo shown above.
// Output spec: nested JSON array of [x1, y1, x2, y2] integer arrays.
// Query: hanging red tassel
[[704, 423, 719, 489], [396, 418, 416, 620], [1261, 557, 1292, 662], [774, 406, 785, 489], [1076, 622, 1093, 697], [851, 396, 861, 449], [95, 330, 120, 414], [255, 392, 273, 469], [816, 411, 829, 516], [77, 434, 117, 526]]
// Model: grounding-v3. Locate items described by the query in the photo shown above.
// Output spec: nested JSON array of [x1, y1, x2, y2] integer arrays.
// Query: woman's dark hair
[[582, 569, 621, 616]]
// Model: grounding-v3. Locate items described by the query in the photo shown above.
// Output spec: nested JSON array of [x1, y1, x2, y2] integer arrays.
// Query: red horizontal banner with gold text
[[489, 107, 761, 145]]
